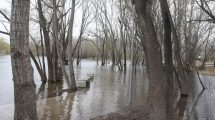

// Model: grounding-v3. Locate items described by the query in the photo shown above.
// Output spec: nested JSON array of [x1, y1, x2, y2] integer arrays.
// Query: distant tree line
[[0, 38, 10, 55]]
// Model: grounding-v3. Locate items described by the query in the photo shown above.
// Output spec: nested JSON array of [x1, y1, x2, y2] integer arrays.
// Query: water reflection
[[37, 92, 75, 120], [174, 72, 215, 120], [35, 63, 149, 120], [176, 95, 188, 120]]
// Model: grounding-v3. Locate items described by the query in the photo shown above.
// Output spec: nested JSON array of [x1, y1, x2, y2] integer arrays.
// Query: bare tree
[[74, 0, 94, 65], [159, 0, 175, 119], [68, 0, 77, 90], [10, 0, 37, 119], [38, 0, 55, 82], [135, 0, 166, 119]]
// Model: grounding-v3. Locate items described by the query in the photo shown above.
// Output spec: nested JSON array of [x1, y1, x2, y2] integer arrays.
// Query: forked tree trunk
[[135, 0, 166, 120], [38, 0, 54, 82], [10, 0, 37, 119]]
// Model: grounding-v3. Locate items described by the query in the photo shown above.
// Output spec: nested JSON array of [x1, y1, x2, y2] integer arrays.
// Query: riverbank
[[92, 106, 148, 120], [198, 68, 215, 76], [196, 61, 215, 76]]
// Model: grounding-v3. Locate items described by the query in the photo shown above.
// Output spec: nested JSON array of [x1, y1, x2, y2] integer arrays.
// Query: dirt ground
[[91, 106, 149, 120]]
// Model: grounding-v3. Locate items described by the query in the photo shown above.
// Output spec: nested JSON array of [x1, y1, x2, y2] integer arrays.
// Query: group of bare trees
[[6, 0, 79, 119], [35, 0, 77, 90], [0, 0, 80, 87], [1, 0, 215, 119], [134, 0, 215, 119]]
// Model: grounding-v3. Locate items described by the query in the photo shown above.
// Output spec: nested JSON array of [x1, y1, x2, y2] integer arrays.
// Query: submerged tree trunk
[[38, 0, 54, 82], [68, 0, 77, 90], [168, 4, 188, 95], [214, 59, 215, 68], [53, 0, 72, 89], [135, 0, 166, 119], [29, 49, 47, 82], [101, 40, 106, 66], [10, 0, 37, 119], [159, 0, 175, 119]]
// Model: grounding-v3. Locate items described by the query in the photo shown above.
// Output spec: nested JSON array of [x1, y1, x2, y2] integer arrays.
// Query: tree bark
[[53, 0, 73, 89], [38, 0, 54, 82], [68, 0, 77, 90], [135, 0, 166, 119], [10, 0, 37, 119], [159, 0, 175, 119]]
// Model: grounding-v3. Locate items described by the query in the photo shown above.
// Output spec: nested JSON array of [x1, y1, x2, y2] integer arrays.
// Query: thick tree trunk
[[135, 0, 166, 120], [10, 0, 37, 119]]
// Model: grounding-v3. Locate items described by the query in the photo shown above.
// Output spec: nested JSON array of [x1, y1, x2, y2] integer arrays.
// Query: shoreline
[[199, 68, 215, 76]]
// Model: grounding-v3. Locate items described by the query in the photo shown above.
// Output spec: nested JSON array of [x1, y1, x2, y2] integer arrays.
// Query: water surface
[[1, 55, 215, 120]]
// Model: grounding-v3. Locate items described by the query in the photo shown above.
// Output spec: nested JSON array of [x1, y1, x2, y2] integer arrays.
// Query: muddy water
[[1, 55, 215, 120], [37, 61, 148, 120]]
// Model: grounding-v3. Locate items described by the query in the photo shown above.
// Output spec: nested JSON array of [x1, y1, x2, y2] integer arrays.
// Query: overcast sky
[[0, 0, 88, 43]]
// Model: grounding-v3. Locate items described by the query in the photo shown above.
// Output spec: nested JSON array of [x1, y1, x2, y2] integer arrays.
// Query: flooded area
[[1, 55, 215, 120]]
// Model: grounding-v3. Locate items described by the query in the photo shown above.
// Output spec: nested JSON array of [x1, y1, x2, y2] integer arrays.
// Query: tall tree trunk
[[77, 40, 81, 66], [10, 0, 37, 119], [119, 0, 127, 70], [68, 0, 77, 90], [159, 0, 175, 119], [135, 0, 166, 119], [38, 0, 54, 81], [101, 40, 105, 66], [40, 28, 47, 80], [168, 4, 188, 95], [53, 0, 72, 89]]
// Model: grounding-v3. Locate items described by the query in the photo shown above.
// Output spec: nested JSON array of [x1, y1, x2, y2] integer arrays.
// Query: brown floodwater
[[0, 55, 215, 120]]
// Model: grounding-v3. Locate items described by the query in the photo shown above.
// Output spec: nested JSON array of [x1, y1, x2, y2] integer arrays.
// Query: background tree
[[68, 0, 77, 90]]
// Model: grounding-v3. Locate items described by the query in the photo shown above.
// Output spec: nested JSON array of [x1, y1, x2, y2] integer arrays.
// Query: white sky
[[0, 0, 10, 41]]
